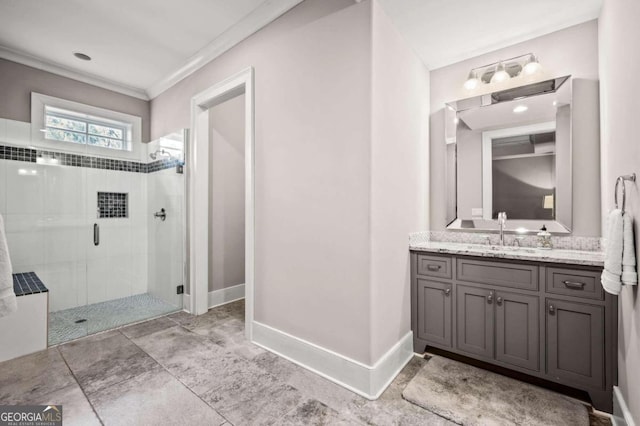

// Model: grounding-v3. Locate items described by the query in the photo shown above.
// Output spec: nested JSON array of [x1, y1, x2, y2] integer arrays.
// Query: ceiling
[[376, 0, 602, 70], [0, 0, 602, 100], [0, 0, 302, 99]]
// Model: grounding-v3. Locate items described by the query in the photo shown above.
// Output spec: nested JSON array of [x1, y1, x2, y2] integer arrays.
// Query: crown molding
[[0, 45, 149, 100], [145, 0, 304, 99], [0, 0, 303, 101]]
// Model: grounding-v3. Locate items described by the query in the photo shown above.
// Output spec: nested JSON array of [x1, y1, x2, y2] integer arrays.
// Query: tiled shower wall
[[0, 118, 184, 312]]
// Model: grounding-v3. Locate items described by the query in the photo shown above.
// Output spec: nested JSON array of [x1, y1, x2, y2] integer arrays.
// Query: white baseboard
[[613, 386, 636, 426], [252, 321, 413, 399], [182, 284, 245, 313], [208, 283, 245, 308]]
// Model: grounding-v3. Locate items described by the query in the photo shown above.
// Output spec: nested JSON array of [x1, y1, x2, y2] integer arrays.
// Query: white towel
[[0, 214, 17, 318], [622, 213, 638, 286], [602, 210, 623, 295]]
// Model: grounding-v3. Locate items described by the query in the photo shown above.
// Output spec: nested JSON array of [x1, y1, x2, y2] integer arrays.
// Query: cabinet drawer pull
[[496, 296, 503, 305], [487, 291, 493, 304], [562, 280, 586, 289], [427, 265, 442, 271], [549, 304, 555, 314], [443, 288, 451, 296]]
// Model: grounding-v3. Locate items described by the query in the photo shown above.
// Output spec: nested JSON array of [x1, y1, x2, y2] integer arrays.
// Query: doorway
[[189, 67, 255, 340]]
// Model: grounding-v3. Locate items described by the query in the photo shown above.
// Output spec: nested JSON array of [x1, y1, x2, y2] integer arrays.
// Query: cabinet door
[[456, 285, 494, 359], [416, 278, 452, 348], [546, 299, 604, 389], [495, 291, 539, 371]]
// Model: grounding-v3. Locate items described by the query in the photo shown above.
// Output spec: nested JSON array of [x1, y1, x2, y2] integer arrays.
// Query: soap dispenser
[[537, 225, 553, 250]]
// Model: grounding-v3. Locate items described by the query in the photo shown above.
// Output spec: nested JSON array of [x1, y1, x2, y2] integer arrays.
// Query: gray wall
[[599, 1, 640, 423], [151, 0, 428, 365], [0, 59, 150, 142], [430, 20, 601, 236], [208, 94, 246, 293], [152, 0, 375, 364]]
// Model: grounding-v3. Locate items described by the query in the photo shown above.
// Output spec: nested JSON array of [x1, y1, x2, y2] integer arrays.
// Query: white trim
[[189, 67, 255, 343], [252, 321, 414, 399], [481, 121, 556, 220], [613, 386, 636, 426], [208, 284, 245, 309], [0, 45, 149, 100], [146, 0, 303, 99]]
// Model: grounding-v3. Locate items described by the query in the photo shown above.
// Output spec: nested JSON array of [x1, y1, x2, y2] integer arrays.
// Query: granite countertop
[[409, 241, 605, 267]]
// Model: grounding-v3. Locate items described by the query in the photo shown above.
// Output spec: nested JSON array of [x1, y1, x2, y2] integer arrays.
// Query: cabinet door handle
[[443, 288, 451, 296], [549, 304, 555, 314], [562, 280, 585, 289], [93, 223, 99, 246], [427, 265, 441, 271], [487, 291, 493, 304], [496, 296, 503, 305]]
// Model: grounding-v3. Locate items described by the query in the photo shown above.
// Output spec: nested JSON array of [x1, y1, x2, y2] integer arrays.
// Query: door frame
[[188, 67, 255, 341]]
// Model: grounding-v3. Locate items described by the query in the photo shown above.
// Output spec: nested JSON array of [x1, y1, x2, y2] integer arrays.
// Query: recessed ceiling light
[[513, 105, 528, 113], [73, 52, 91, 61]]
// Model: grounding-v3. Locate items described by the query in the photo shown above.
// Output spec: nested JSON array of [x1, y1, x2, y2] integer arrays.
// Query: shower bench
[[0, 272, 48, 362]]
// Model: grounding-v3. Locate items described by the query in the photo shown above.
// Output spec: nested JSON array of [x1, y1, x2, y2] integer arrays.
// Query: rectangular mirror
[[445, 76, 572, 233]]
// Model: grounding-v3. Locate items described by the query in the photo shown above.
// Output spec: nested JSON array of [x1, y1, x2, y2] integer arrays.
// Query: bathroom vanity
[[410, 243, 616, 412]]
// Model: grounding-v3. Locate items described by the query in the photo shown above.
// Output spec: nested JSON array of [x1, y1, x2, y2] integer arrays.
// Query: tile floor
[[0, 299, 611, 425]]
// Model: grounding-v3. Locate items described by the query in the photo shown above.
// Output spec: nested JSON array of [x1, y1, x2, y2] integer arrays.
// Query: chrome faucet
[[497, 212, 507, 246]]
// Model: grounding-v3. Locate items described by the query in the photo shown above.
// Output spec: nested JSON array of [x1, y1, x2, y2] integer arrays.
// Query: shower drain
[[74, 319, 87, 324]]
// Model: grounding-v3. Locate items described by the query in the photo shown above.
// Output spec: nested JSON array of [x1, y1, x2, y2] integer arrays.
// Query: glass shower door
[[82, 129, 186, 335]]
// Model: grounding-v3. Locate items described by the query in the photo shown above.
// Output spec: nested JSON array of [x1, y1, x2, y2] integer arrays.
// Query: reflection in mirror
[[446, 76, 572, 233], [486, 124, 556, 220]]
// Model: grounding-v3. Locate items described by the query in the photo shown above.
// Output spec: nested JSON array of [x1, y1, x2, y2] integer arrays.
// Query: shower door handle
[[94, 223, 100, 246]]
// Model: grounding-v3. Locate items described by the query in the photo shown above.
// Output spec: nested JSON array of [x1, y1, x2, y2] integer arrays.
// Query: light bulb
[[523, 54, 541, 76], [513, 105, 528, 113], [490, 63, 510, 83], [464, 71, 480, 90]]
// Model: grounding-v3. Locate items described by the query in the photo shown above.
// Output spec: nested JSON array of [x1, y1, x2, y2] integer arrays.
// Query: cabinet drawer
[[457, 258, 538, 291], [417, 254, 452, 279], [546, 267, 603, 300]]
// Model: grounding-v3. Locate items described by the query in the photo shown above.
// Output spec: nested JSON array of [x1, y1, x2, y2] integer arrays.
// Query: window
[[44, 105, 131, 151], [31, 93, 143, 161]]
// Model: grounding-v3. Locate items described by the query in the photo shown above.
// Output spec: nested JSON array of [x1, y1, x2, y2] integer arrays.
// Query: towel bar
[[615, 173, 636, 214]]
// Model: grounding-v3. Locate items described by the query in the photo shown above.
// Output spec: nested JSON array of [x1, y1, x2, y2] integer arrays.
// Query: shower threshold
[[48, 293, 180, 346]]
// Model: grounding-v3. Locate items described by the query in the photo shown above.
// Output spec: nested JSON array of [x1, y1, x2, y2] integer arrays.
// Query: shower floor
[[48, 293, 180, 346]]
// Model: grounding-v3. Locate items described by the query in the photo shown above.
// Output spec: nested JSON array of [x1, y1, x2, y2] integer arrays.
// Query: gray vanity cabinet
[[410, 251, 617, 412], [495, 291, 539, 371], [456, 285, 494, 359], [455, 286, 539, 370], [546, 298, 604, 389], [416, 278, 452, 348]]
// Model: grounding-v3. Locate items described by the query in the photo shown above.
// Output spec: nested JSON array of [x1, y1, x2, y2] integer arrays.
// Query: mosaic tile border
[[0, 144, 182, 174], [409, 231, 603, 252], [13, 272, 48, 297]]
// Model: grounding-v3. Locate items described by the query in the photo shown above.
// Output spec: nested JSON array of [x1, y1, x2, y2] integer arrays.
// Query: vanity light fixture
[[490, 62, 510, 83], [463, 53, 543, 91], [522, 54, 541, 75], [463, 71, 480, 90], [513, 105, 528, 113]]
